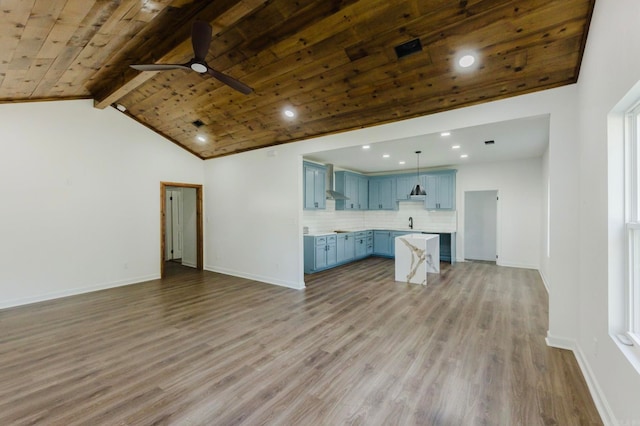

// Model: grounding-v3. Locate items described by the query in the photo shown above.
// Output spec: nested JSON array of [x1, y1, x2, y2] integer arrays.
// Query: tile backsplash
[[303, 200, 457, 234]]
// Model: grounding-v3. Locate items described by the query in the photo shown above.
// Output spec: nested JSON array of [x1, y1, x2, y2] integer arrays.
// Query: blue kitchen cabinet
[[303, 161, 326, 210], [369, 177, 396, 210], [337, 233, 356, 263], [354, 231, 368, 258], [424, 171, 456, 210], [366, 231, 374, 255], [395, 175, 417, 201], [335, 171, 368, 210], [304, 234, 337, 273], [373, 230, 393, 256]]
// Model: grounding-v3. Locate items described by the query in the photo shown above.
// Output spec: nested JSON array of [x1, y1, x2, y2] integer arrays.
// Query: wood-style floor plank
[[0, 258, 602, 425]]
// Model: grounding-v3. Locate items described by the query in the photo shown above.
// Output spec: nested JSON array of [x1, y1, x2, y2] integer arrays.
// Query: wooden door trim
[[160, 182, 204, 277]]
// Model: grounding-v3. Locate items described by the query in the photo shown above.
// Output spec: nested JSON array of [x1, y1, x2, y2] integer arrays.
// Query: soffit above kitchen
[[0, 0, 594, 160], [305, 114, 550, 174]]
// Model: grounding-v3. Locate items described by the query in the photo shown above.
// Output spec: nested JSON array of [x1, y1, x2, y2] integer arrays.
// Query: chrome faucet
[[409, 217, 413, 229]]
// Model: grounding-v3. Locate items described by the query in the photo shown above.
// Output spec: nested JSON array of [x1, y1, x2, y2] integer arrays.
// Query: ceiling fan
[[130, 21, 253, 95]]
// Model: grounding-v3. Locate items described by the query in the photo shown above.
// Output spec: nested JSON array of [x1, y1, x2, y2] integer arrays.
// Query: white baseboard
[[572, 344, 617, 426], [204, 265, 305, 290], [545, 332, 616, 426], [496, 260, 539, 269], [0, 274, 160, 310], [545, 331, 575, 350], [538, 269, 550, 293]]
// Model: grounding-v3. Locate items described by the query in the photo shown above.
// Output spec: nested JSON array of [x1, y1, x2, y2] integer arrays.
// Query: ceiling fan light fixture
[[190, 62, 208, 73]]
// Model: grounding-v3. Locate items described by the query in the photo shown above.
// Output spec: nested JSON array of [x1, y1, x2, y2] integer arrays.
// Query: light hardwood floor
[[0, 258, 602, 425]]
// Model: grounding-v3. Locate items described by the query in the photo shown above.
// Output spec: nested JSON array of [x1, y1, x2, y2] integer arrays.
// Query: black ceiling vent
[[192, 119, 205, 128], [394, 38, 423, 59], [484, 140, 495, 145]]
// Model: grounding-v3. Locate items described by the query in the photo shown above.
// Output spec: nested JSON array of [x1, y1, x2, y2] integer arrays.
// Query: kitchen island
[[394, 233, 440, 285]]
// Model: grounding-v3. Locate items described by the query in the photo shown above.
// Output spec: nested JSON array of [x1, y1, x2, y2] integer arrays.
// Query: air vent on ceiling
[[394, 38, 423, 59], [192, 119, 205, 128], [484, 140, 495, 145]]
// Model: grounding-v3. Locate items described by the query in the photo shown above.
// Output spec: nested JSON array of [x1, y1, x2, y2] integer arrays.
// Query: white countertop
[[305, 227, 456, 236]]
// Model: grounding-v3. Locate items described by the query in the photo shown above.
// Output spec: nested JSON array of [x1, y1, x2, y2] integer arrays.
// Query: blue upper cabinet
[[424, 170, 456, 210], [335, 171, 368, 210], [303, 161, 326, 210], [369, 177, 396, 210], [395, 175, 419, 201]]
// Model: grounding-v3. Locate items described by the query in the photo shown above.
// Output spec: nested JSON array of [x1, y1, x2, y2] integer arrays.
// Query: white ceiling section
[[305, 114, 550, 174]]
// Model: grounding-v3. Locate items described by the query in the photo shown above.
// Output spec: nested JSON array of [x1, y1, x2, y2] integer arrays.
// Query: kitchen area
[[303, 159, 457, 275]]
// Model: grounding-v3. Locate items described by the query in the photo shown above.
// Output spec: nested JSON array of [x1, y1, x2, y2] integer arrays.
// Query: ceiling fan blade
[[207, 67, 253, 95], [131, 64, 191, 71], [192, 21, 212, 61]]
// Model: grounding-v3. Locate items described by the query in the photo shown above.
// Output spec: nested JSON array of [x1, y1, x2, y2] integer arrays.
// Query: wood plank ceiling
[[0, 0, 595, 159]]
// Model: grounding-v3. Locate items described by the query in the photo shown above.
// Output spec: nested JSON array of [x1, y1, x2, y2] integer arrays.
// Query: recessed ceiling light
[[452, 145, 461, 149], [399, 161, 406, 165], [455, 50, 479, 72], [460, 154, 469, 158], [441, 132, 451, 137], [283, 108, 296, 118], [459, 54, 475, 68], [383, 154, 390, 158], [362, 145, 370, 149], [115, 104, 126, 112], [196, 135, 206, 143]]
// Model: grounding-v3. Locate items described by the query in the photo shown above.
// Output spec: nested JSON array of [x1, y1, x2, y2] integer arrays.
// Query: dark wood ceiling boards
[[0, 0, 595, 159]]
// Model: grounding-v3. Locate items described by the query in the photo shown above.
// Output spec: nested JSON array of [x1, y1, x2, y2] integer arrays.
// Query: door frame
[[160, 182, 203, 277]]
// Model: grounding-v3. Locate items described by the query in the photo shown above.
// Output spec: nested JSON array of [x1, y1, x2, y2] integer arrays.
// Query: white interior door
[[464, 190, 498, 261], [181, 187, 197, 268]]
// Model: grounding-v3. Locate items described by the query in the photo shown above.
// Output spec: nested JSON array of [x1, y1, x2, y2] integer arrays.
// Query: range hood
[[325, 164, 349, 200]]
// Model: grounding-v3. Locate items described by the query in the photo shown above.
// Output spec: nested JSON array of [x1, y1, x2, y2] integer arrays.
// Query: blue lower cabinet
[[355, 232, 368, 258], [373, 231, 393, 256], [337, 233, 356, 263], [305, 230, 455, 274], [304, 235, 336, 273]]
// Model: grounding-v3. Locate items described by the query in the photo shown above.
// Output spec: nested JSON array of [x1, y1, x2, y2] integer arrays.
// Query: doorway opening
[[160, 182, 203, 278], [464, 190, 498, 263]]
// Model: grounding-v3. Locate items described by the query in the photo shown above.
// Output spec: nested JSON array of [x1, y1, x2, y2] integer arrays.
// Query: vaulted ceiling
[[0, 0, 594, 159]]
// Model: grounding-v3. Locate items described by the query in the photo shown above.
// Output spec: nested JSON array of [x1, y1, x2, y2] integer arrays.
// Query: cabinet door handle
[[314, 202, 318, 207]]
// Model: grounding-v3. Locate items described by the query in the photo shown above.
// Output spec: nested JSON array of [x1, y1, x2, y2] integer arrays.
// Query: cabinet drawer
[[315, 236, 327, 245]]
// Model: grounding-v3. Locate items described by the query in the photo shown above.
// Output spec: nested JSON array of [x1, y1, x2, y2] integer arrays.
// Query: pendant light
[[410, 150, 426, 196]]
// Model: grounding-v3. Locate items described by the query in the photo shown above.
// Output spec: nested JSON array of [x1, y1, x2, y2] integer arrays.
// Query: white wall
[[456, 158, 542, 268], [0, 100, 204, 308], [573, 0, 640, 423], [540, 146, 550, 291]]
